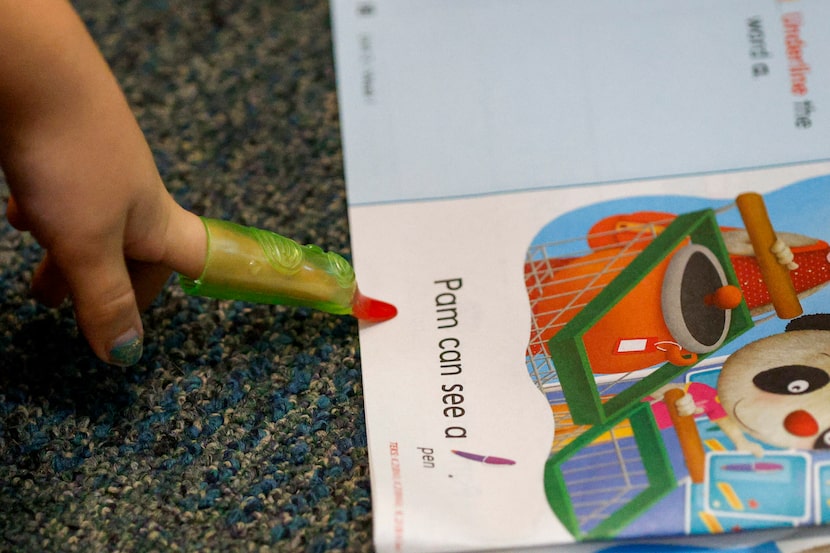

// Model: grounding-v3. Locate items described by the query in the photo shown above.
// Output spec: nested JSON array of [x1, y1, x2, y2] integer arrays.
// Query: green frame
[[543, 401, 675, 539], [546, 209, 754, 426]]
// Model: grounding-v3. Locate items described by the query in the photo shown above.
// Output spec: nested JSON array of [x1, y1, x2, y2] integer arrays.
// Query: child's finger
[[159, 207, 207, 280], [127, 259, 173, 311], [58, 242, 144, 366], [32, 253, 169, 312], [5, 194, 31, 231], [30, 251, 70, 307]]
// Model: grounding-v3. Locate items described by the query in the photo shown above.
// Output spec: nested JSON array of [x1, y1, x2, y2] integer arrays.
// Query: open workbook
[[330, 1, 830, 551]]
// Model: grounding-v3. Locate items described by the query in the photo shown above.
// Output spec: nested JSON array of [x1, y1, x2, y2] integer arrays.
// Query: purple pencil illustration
[[452, 450, 516, 465], [722, 462, 784, 473]]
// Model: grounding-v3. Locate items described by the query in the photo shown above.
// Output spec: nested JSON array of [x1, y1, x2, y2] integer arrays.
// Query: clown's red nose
[[784, 410, 819, 437]]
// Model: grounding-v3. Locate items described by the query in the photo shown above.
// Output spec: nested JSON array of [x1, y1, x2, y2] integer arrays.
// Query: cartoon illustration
[[652, 314, 830, 473], [524, 181, 830, 541], [649, 377, 764, 463], [527, 207, 829, 377], [718, 314, 830, 451], [722, 230, 830, 315]]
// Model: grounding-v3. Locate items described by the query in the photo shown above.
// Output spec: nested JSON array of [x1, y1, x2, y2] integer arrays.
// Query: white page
[[331, 1, 830, 551]]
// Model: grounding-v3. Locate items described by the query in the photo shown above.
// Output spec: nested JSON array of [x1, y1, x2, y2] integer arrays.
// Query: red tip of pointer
[[351, 289, 398, 322]]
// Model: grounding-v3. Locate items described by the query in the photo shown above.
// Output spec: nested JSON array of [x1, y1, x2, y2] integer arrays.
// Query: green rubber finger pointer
[[179, 218, 397, 322]]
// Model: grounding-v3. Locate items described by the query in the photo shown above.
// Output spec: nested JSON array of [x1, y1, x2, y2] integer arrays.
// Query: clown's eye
[[753, 365, 830, 395], [814, 429, 830, 450], [788, 380, 809, 393]]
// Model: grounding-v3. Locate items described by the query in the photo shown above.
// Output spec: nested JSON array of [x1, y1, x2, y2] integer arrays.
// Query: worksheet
[[330, 1, 830, 551]]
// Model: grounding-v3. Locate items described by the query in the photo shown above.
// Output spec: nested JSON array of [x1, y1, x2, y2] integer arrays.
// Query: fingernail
[[109, 328, 143, 366]]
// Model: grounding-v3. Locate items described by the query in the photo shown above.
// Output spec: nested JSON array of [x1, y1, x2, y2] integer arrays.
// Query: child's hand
[[0, 0, 205, 366]]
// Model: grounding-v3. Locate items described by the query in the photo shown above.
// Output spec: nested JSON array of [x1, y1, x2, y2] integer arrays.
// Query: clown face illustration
[[718, 316, 830, 450]]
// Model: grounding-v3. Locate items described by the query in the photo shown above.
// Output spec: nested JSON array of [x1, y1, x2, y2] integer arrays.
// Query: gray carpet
[[1, 1, 375, 551]]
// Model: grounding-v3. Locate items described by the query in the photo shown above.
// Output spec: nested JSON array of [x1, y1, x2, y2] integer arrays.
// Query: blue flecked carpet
[[0, 1, 375, 551]]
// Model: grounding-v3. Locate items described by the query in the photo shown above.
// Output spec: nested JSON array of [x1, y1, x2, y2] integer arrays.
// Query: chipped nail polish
[[109, 329, 143, 366]]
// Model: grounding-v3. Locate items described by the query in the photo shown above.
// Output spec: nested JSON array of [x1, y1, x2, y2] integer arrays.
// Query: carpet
[[1, 1, 375, 551]]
